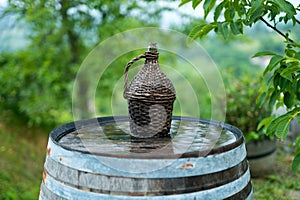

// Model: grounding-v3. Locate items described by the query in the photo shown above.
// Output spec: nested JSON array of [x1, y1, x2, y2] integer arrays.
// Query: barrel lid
[[50, 116, 244, 159]]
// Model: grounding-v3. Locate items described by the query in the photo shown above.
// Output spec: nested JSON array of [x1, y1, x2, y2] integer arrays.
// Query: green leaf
[[269, 90, 279, 108], [192, 0, 203, 9], [222, 23, 229, 39], [224, 6, 235, 21], [275, 118, 291, 139], [283, 91, 294, 108], [292, 152, 300, 171], [268, 4, 280, 20], [283, 57, 299, 63], [257, 116, 274, 131], [188, 23, 216, 40], [247, 0, 265, 24], [267, 108, 300, 139], [214, 2, 224, 21], [257, 90, 267, 106], [267, 115, 290, 139], [236, 19, 243, 34], [188, 23, 206, 40], [280, 63, 300, 81], [203, 0, 217, 19], [275, 101, 285, 110], [179, 0, 192, 7], [298, 80, 300, 93], [286, 49, 296, 57], [199, 23, 216, 38], [234, 0, 246, 17], [295, 52, 300, 60], [274, 0, 296, 18], [230, 20, 243, 35], [273, 72, 280, 89], [263, 55, 284, 75], [252, 51, 278, 58], [217, 22, 229, 39], [278, 74, 289, 91]]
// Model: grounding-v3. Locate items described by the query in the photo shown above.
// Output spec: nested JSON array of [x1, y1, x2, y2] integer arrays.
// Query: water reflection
[[59, 119, 236, 156]]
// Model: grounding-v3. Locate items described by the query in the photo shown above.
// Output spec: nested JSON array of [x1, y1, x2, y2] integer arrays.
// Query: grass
[[252, 146, 300, 200], [0, 111, 48, 200], [0, 110, 299, 199]]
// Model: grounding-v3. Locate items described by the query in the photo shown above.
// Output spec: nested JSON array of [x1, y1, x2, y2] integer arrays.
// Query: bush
[[222, 71, 272, 141]]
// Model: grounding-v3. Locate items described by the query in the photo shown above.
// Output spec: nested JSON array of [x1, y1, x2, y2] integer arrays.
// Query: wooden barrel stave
[[44, 137, 247, 178], [40, 169, 252, 199], [44, 158, 249, 195]]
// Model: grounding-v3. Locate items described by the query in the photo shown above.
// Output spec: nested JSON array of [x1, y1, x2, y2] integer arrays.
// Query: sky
[[0, 0, 6, 7]]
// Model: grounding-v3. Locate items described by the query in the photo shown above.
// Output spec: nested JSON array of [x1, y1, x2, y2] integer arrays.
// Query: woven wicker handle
[[124, 43, 159, 99], [123, 54, 146, 98]]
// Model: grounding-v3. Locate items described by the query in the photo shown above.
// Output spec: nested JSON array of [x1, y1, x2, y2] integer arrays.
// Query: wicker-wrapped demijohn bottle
[[124, 43, 176, 138]]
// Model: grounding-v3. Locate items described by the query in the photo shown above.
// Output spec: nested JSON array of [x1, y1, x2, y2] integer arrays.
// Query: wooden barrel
[[39, 116, 253, 199]]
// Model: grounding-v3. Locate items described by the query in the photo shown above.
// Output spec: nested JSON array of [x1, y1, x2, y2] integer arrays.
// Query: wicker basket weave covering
[[123, 43, 176, 138]]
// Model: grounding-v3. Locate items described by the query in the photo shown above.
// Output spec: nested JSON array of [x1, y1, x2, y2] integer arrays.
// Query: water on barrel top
[[58, 119, 237, 156]]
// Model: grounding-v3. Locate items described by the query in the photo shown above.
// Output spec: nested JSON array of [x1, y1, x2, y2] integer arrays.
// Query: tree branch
[[259, 17, 294, 43]]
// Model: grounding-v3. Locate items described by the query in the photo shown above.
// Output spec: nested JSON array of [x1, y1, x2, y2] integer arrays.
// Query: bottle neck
[[145, 51, 158, 61], [147, 42, 158, 53]]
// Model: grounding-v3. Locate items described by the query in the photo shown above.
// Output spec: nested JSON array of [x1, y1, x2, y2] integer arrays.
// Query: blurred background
[[0, 0, 299, 199]]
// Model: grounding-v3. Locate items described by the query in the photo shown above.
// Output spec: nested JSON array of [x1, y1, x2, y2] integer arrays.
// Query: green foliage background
[[0, 0, 175, 127], [1, 0, 299, 198], [179, 0, 300, 170]]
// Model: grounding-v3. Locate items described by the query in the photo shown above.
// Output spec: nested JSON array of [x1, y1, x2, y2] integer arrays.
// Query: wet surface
[[58, 119, 237, 156]]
